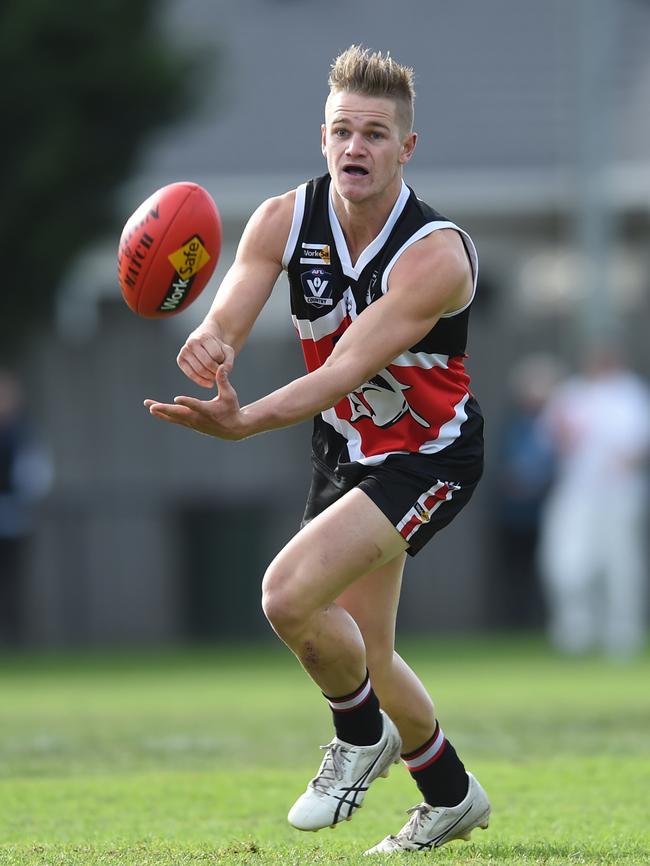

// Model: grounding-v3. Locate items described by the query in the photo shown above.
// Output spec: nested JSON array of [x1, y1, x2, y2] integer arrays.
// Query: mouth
[[343, 164, 369, 177]]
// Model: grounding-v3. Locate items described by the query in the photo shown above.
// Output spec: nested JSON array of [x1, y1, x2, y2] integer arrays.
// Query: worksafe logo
[[168, 235, 211, 279], [300, 243, 331, 266], [301, 268, 333, 306]]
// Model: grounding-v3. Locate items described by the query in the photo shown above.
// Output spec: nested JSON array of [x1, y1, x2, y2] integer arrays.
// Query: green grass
[[0, 636, 649, 865]]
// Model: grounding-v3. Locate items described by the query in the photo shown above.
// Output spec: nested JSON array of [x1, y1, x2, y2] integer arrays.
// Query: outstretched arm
[[171, 191, 294, 388], [145, 228, 473, 441]]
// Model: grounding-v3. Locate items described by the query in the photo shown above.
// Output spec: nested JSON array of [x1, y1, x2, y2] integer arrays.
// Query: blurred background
[[1, 0, 649, 653]]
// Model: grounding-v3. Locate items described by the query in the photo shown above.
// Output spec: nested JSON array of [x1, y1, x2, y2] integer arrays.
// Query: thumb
[[215, 364, 233, 394]]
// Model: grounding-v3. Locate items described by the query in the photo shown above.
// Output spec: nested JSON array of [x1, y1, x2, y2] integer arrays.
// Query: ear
[[321, 123, 327, 158], [399, 132, 417, 166]]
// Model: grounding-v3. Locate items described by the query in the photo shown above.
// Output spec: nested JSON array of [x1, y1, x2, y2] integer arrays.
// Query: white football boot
[[364, 772, 490, 854], [288, 710, 402, 831]]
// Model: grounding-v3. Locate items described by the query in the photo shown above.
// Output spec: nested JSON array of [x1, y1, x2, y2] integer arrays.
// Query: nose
[[345, 132, 367, 156]]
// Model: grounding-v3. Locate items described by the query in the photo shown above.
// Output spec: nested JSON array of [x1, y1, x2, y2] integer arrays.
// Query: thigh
[[265, 487, 408, 616]]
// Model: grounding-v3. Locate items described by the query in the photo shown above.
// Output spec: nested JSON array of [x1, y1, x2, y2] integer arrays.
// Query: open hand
[[144, 366, 248, 440]]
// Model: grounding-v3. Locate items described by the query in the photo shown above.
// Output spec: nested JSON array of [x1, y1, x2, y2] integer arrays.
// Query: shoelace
[[376, 803, 442, 848], [311, 742, 351, 793], [404, 804, 437, 841]]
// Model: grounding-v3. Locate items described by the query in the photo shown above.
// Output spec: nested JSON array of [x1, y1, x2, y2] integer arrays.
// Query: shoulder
[[238, 189, 297, 263], [388, 228, 473, 314], [248, 189, 296, 232], [405, 227, 472, 273]]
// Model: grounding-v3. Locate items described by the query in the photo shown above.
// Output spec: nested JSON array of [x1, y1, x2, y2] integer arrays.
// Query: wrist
[[235, 405, 258, 439], [202, 312, 224, 338], [237, 403, 274, 439]]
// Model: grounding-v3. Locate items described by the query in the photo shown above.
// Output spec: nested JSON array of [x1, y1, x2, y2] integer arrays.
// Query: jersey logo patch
[[366, 269, 380, 305], [348, 369, 430, 429], [301, 268, 333, 306], [300, 243, 331, 266]]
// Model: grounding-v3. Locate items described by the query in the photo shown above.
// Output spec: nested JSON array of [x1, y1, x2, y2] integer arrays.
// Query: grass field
[[0, 636, 649, 865]]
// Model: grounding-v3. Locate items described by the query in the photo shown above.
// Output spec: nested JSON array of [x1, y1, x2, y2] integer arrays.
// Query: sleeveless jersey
[[283, 173, 483, 473]]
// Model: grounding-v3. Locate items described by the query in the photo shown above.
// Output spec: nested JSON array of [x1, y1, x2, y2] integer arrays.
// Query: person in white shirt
[[538, 348, 650, 656]]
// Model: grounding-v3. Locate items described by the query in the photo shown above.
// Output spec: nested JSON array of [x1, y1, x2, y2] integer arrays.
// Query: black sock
[[323, 671, 383, 746], [402, 722, 469, 807]]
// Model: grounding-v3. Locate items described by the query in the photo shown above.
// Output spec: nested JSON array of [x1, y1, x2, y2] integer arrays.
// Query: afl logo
[[301, 268, 333, 307]]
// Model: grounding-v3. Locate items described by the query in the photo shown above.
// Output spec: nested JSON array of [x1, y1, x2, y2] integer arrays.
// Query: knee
[[261, 560, 305, 638]]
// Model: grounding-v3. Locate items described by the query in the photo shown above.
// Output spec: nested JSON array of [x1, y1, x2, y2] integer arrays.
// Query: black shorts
[[301, 452, 483, 557]]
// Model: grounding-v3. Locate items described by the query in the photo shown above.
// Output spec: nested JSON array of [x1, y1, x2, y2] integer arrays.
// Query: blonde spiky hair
[[328, 45, 415, 133]]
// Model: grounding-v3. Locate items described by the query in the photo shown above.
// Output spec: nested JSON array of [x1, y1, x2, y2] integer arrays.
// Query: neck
[[330, 176, 403, 264]]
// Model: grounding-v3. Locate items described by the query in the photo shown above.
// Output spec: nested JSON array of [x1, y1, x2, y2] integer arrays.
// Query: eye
[[369, 131, 384, 140], [333, 128, 348, 137]]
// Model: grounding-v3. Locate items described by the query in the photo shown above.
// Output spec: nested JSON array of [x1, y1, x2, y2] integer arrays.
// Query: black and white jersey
[[283, 173, 483, 475]]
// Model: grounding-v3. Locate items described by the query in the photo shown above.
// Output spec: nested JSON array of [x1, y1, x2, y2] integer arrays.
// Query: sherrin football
[[118, 182, 222, 317]]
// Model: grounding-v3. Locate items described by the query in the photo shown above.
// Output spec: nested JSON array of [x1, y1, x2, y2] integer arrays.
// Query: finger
[[146, 400, 198, 426], [173, 395, 206, 410], [187, 333, 228, 366], [177, 360, 213, 388], [177, 353, 216, 389], [193, 339, 226, 371], [178, 341, 219, 376], [179, 334, 229, 378], [220, 343, 235, 374]]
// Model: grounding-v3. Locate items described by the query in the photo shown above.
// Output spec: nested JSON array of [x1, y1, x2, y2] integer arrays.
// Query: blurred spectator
[[491, 354, 563, 629], [0, 371, 53, 645], [538, 348, 650, 657]]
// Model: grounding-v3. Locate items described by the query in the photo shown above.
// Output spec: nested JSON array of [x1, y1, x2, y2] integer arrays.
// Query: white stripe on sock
[[327, 678, 372, 712], [403, 727, 446, 771]]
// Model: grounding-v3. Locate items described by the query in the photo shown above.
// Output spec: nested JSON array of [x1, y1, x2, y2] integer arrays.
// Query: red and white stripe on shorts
[[396, 480, 461, 543], [402, 725, 446, 772]]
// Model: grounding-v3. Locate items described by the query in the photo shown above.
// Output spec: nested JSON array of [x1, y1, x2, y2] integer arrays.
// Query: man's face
[[321, 91, 416, 204]]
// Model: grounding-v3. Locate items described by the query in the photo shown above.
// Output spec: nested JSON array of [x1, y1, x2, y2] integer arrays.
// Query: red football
[[118, 182, 222, 317]]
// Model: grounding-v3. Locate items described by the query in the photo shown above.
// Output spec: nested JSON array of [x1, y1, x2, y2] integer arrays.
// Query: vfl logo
[[348, 369, 430, 429], [301, 268, 333, 307]]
